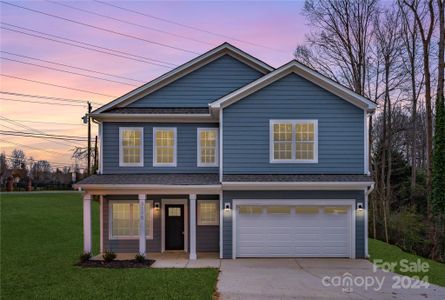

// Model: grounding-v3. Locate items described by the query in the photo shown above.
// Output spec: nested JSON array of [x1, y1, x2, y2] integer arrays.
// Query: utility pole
[[87, 101, 92, 175], [82, 102, 92, 176]]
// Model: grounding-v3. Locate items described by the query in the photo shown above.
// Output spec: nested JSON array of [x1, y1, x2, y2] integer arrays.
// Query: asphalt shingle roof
[[223, 174, 373, 182], [103, 107, 209, 114], [75, 173, 220, 185]]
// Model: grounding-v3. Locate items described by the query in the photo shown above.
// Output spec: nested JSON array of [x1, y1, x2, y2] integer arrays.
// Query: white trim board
[[161, 199, 188, 253], [231, 199, 356, 259], [210, 60, 377, 113], [92, 43, 273, 114], [222, 181, 374, 190]]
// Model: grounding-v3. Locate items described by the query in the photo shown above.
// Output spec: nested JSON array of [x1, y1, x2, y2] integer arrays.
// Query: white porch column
[[83, 193, 92, 253], [189, 194, 197, 260], [139, 194, 146, 256]]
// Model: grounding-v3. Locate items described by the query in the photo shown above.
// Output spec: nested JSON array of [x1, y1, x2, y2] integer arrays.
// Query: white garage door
[[236, 203, 352, 258]]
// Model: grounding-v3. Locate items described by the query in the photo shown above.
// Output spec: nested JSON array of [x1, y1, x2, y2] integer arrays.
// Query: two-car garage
[[232, 200, 355, 258]]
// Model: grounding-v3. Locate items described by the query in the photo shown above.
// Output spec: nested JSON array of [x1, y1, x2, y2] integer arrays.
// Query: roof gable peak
[[92, 43, 274, 115]]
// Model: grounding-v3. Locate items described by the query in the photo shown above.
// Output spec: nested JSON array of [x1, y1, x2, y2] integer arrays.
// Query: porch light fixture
[[357, 203, 364, 211], [224, 203, 231, 211], [154, 203, 160, 210]]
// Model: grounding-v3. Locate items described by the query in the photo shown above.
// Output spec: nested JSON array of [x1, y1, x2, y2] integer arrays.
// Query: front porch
[[91, 252, 221, 268], [77, 178, 222, 260]]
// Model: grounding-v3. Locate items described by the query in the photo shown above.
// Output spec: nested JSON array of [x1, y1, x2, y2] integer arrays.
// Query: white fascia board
[[221, 181, 374, 190], [210, 61, 377, 112], [73, 184, 221, 189], [91, 113, 218, 123], [92, 43, 273, 114]]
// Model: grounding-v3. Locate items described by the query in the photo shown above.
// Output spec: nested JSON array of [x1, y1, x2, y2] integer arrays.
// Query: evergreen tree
[[432, 93, 445, 215]]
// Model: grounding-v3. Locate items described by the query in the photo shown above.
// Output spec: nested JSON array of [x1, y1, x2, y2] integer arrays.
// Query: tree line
[[0, 149, 85, 191], [296, 0, 444, 261]]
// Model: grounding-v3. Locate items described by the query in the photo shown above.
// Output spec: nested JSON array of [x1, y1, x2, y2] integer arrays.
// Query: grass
[[368, 238, 445, 287], [0, 192, 218, 299]]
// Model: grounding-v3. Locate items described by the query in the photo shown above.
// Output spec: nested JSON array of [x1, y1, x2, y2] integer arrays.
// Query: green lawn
[[0, 192, 218, 299], [369, 238, 445, 287]]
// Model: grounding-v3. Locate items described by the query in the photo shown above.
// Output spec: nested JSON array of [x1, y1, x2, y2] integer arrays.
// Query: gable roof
[[210, 60, 377, 112], [92, 43, 274, 115]]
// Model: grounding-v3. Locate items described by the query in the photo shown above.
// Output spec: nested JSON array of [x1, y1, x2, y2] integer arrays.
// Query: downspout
[[364, 183, 375, 258]]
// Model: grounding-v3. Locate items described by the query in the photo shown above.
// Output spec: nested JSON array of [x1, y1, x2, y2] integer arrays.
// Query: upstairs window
[[270, 120, 318, 163], [119, 127, 143, 167], [153, 128, 176, 166], [197, 128, 218, 167]]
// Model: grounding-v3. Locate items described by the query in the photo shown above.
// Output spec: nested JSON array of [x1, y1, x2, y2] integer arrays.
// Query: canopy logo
[[321, 272, 385, 292]]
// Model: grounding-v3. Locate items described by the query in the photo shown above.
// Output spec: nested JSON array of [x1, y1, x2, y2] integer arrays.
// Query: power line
[[47, 0, 214, 47], [2, 1, 200, 55], [0, 120, 76, 148], [0, 115, 79, 148], [95, 0, 287, 53], [1, 24, 176, 68], [0, 138, 67, 156], [1, 50, 145, 83], [0, 130, 89, 142], [0, 91, 101, 105], [0, 97, 87, 108], [1, 56, 139, 87], [3, 118, 85, 126], [0, 74, 117, 98]]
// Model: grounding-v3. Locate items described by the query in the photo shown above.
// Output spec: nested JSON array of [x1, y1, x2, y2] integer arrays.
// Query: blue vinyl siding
[[223, 73, 365, 174], [222, 190, 365, 259], [128, 55, 264, 107], [102, 122, 218, 174]]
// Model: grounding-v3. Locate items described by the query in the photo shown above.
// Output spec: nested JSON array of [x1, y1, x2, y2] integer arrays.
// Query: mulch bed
[[77, 259, 156, 268]]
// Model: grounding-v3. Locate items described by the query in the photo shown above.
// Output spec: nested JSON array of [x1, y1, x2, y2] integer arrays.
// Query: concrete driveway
[[217, 259, 445, 300]]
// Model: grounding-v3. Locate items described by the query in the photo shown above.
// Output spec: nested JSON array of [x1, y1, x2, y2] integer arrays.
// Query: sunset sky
[[0, 0, 309, 169]]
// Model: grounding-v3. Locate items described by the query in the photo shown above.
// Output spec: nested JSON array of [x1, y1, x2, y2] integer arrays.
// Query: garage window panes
[[198, 128, 218, 167], [154, 128, 176, 166], [119, 128, 143, 166], [295, 206, 319, 214], [267, 206, 291, 214], [198, 200, 219, 225], [239, 205, 263, 214], [324, 207, 348, 214], [270, 120, 318, 163], [110, 201, 153, 239]]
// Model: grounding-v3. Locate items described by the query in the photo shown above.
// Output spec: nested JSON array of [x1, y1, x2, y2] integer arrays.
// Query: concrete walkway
[[217, 258, 445, 300], [150, 252, 220, 268], [91, 252, 220, 268]]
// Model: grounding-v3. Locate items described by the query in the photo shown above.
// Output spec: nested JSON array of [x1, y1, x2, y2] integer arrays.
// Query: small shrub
[[79, 252, 91, 263], [135, 254, 145, 262], [102, 250, 116, 262]]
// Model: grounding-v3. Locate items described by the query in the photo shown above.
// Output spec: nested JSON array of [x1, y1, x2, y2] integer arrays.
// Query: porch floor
[[91, 252, 220, 268]]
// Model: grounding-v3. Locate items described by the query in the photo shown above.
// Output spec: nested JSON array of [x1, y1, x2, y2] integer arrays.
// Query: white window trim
[[108, 200, 154, 240], [119, 127, 144, 167], [197, 200, 220, 226], [197, 128, 219, 167], [269, 119, 318, 164], [153, 127, 177, 167]]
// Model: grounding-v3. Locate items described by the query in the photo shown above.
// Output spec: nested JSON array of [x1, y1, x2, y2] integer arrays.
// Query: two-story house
[[74, 43, 376, 260]]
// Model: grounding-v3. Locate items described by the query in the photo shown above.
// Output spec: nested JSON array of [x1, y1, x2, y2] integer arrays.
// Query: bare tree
[[295, 0, 378, 97], [403, 0, 437, 216], [399, 1, 425, 202]]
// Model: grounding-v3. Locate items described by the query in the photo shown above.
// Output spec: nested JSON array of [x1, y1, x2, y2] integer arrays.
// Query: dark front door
[[165, 204, 184, 250]]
